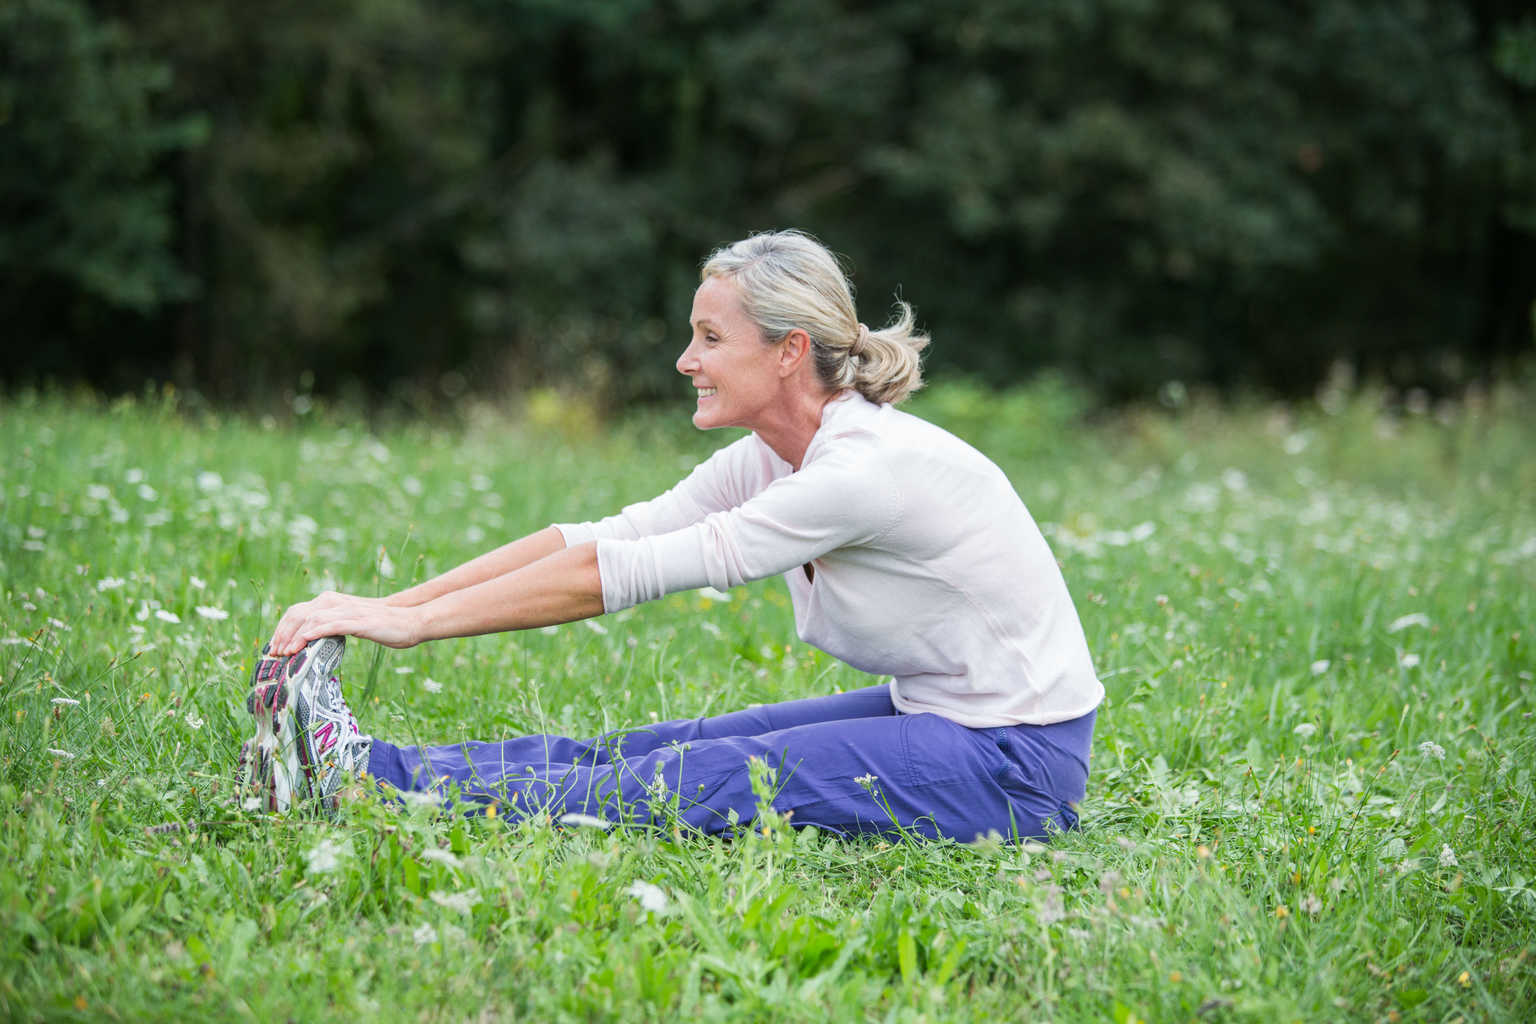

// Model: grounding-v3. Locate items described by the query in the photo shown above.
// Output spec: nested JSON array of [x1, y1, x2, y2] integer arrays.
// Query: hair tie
[[852, 323, 871, 358]]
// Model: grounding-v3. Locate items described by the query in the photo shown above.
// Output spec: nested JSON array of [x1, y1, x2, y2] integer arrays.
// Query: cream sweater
[[555, 392, 1103, 727]]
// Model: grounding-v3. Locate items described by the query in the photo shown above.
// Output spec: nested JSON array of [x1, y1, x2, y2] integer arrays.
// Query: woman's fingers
[[269, 592, 365, 655], [269, 596, 419, 655]]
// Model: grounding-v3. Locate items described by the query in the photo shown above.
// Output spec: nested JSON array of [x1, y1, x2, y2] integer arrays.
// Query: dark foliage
[[2, 0, 1532, 405]]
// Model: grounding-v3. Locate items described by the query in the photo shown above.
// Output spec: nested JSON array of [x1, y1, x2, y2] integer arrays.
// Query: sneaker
[[239, 636, 370, 812], [236, 640, 297, 811]]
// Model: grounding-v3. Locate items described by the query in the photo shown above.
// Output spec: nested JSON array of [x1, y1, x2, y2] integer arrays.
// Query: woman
[[240, 230, 1103, 842]]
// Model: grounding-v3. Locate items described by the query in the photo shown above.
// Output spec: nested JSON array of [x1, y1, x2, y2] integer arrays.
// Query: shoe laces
[[329, 675, 364, 738]]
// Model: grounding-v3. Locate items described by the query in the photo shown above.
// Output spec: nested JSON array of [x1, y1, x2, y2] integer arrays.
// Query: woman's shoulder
[[813, 393, 993, 471]]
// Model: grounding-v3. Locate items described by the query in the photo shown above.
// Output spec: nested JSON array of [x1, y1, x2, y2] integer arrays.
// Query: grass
[[2, 376, 1534, 1022]]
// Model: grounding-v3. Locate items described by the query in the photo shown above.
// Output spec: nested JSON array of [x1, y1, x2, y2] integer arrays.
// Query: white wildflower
[[183, 711, 205, 731], [27, 526, 46, 539], [422, 677, 443, 694], [305, 838, 345, 873], [855, 773, 879, 788], [626, 880, 669, 914], [1310, 659, 1331, 676], [421, 848, 462, 868], [194, 606, 228, 621], [1439, 844, 1458, 868], [1419, 740, 1446, 761], [429, 889, 480, 914], [154, 609, 181, 624], [378, 549, 395, 579], [558, 813, 610, 830], [87, 484, 112, 501], [1387, 612, 1430, 633], [51, 697, 81, 706], [196, 471, 223, 492], [1292, 723, 1318, 738], [399, 790, 446, 809], [47, 748, 75, 759], [22, 540, 44, 552], [96, 577, 127, 592], [402, 476, 423, 496], [125, 468, 144, 484], [137, 484, 159, 502], [394, 665, 414, 674], [582, 619, 608, 635], [47, 618, 70, 631], [1398, 652, 1421, 669], [413, 924, 438, 946], [700, 621, 723, 637], [1299, 894, 1323, 915], [189, 575, 206, 591]]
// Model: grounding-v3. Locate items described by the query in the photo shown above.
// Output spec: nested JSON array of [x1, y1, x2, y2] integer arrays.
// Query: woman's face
[[677, 275, 786, 432]]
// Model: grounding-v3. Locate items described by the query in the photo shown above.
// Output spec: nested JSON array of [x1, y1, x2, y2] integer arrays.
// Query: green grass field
[[3, 379, 1534, 1021]]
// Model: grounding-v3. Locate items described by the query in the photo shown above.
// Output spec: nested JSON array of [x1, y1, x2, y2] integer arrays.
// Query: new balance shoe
[[293, 668, 373, 813], [238, 636, 370, 813]]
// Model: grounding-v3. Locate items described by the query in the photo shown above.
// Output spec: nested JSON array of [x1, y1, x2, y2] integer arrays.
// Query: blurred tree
[[114, 0, 501, 400], [1, 0, 1530, 405], [0, 0, 202, 384], [861, 0, 1532, 397]]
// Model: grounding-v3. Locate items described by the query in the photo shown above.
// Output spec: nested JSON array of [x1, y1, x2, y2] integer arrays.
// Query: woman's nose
[[676, 340, 697, 375]]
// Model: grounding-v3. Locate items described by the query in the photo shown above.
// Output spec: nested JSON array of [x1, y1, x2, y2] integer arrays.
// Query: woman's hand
[[269, 591, 424, 656]]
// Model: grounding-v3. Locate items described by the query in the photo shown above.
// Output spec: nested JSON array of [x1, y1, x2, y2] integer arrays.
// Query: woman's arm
[[267, 539, 603, 655], [383, 526, 566, 608]]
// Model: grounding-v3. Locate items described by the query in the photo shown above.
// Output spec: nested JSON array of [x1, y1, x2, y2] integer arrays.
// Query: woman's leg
[[370, 701, 1093, 843], [598, 683, 898, 754], [365, 683, 898, 792]]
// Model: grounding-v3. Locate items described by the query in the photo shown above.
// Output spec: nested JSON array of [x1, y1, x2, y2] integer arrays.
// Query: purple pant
[[366, 684, 1096, 843]]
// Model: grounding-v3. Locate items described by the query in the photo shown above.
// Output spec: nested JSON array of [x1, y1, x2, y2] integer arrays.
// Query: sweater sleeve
[[554, 435, 772, 546], [593, 448, 901, 612]]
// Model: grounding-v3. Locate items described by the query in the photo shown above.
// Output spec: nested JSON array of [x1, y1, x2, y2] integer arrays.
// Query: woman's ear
[[778, 328, 812, 377]]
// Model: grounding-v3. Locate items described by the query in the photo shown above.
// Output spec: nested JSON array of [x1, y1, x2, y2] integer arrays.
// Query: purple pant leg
[[365, 684, 897, 790], [365, 686, 1096, 842]]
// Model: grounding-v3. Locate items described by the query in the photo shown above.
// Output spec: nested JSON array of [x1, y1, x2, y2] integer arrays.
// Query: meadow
[[2, 377, 1533, 1021]]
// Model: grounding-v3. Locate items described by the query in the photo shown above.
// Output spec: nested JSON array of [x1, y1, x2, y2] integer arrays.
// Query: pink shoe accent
[[314, 720, 337, 756]]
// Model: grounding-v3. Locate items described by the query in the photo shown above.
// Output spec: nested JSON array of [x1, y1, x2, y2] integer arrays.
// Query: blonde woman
[[239, 230, 1103, 841]]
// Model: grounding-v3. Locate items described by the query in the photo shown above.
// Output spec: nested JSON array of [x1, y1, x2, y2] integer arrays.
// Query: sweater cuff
[[552, 522, 596, 547]]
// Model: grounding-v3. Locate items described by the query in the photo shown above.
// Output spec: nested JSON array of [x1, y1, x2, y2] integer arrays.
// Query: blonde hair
[[700, 230, 929, 405]]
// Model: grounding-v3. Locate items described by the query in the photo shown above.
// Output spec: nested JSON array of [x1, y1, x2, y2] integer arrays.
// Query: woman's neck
[[753, 388, 842, 470]]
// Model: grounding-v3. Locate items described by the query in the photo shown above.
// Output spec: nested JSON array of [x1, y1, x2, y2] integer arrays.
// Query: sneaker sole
[[240, 636, 346, 812]]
